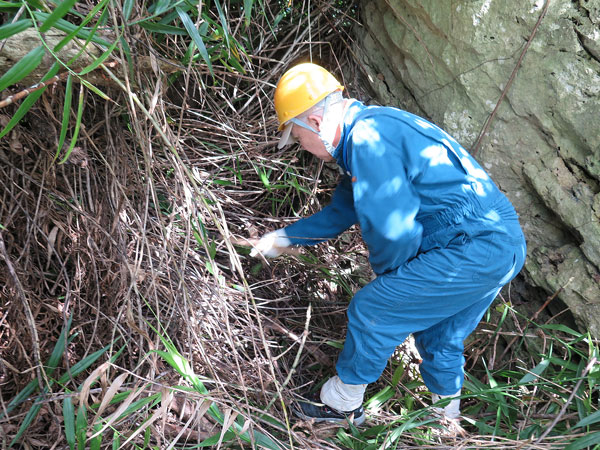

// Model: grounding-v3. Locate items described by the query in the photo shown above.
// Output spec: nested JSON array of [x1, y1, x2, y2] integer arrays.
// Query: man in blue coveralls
[[250, 63, 527, 425]]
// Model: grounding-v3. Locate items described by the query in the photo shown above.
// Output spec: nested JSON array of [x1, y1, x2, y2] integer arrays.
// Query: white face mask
[[286, 94, 345, 156], [318, 99, 345, 156]]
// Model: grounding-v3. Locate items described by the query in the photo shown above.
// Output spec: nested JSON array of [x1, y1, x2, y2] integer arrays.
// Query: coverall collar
[[331, 100, 367, 172]]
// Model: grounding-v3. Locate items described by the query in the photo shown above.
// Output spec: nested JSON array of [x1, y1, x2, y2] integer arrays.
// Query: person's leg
[[413, 289, 500, 397]]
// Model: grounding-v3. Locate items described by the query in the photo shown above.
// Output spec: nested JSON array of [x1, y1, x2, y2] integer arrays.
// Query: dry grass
[[0, 1, 598, 449]]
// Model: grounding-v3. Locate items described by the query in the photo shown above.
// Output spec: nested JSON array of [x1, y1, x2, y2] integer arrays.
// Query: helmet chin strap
[[288, 93, 344, 156]]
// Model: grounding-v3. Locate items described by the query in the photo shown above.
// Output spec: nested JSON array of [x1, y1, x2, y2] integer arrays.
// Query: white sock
[[431, 390, 461, 419], [320, 376, 366, 411]]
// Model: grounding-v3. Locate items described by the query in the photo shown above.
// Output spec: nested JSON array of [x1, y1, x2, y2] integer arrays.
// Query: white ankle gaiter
[[320, 376, 366, 411], [431, 390, 461, 419]]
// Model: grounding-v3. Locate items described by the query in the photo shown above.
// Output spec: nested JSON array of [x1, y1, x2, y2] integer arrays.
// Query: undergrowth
[[0, 0, 598, 449]]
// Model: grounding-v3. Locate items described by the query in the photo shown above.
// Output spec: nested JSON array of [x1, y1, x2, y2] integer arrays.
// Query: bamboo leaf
[[0, 19, 32, 40], [56, 74, 73, 159], [76, 405, 87, 450], [138, 21, 188, 35], [573, 409, 600, 429], [10, 400, 43, 446], [123, 0, 134, 21], [519, 359, 551, 384], [40, 0, 79, 32], [59, 83, 84, 164], [89, 423, 102, 450], [33, 12, 112, 47], [53, 0, 110, 53], [176, 7, 213, 76], [0, 45, 45, 92], [63, 397, 76, 450], [57, 342, 112, 384], [564, 431, 600, 450], [243, 0, 253, 27], [213, 0, 230, 49], [78, 36, 119, 75]]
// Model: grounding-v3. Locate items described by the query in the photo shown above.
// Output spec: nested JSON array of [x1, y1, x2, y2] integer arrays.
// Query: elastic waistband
[[418, 191, 512, 236]]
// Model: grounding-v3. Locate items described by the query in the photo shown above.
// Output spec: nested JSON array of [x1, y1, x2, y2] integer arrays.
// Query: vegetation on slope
[[0, 1, 598, 448]]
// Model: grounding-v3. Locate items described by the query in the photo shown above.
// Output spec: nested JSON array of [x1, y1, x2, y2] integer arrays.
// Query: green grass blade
[[176, 7, 213, 76], [243, 0, 253, 27], [0, 61, 58, 139], [0, 19, 32, 40], [90, 423, 102, 450], [39, 0, 79, 32], [152, 0, 172, 15], [564, 431, 600, 450], [32, 12, 112, 47], [519, 358, 551, 384], [0, 316, 72, 419], [58, 83, 84, 164], [10, 400, 43, 446], [78, 36, 119, 75], [56, 74, 73, 159], [213, 0, 230, 49], [57, 342, 112, 384], [573, 408, 600, 428], [76, 405, 87, 450], [137, 21, 188, 35], [0, 45, 45, 91], [52, 0, 110, 53], [123, 0, 134, 21], [63, 397, 76, 450], [111, 431, 120, 450]]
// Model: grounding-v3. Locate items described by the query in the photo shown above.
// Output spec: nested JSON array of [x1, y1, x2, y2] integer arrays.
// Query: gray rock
[[356, 0, 600, 335]]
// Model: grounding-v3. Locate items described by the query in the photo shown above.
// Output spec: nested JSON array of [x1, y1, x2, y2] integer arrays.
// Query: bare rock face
[[355, 0, 600, 335]]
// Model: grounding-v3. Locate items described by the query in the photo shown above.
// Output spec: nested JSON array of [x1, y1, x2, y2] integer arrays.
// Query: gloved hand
[[249, 229, 291, 258]]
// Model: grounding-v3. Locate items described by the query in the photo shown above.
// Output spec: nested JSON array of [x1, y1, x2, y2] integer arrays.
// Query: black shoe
[[292, 392, 365, 426]]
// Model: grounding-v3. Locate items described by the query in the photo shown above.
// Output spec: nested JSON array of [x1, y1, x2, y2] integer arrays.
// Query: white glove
[[249, 229, 291, 258]]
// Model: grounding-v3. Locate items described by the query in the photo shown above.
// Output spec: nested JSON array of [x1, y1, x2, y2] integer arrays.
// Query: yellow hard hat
[[274, 63, 343, 130]]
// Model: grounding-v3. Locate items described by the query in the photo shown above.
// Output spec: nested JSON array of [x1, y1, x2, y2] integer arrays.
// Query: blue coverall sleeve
[[283, 175, 358, 245], [348, 123, 423, 275]]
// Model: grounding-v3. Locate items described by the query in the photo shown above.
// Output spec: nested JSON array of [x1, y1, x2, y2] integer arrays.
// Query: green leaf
[[564, 431, 600, 450], [176, 7, 213, 76], [123, 0, 134, 21], [0, 19, 32, 40], [78, 37, 119, 75], [32, 12, 112, 47], [243, 0, 253, 27], [519, 359, 551, 384], [137, 21, 188, 35], [153, 0, 172, 15], [40, 0, 79, 33], [76, 405, 87, 450], [213, 0, 230, 49], [1, 315, 72, 419], [56, 74, 73, 159], [90, 422, 102, 450], [573, 409, 600, 429], [63, 397, 76, 450], [52, 0, 110, 54], [10, 400, 43, 446], [0, 45, 45, 92], [57, 343, 112, 384], [58, 83, 84, 164], [112, 431, 120, 450]]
